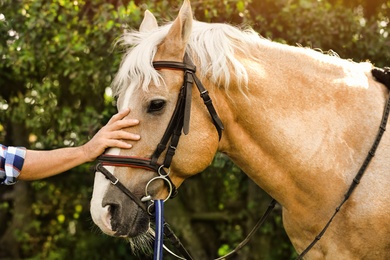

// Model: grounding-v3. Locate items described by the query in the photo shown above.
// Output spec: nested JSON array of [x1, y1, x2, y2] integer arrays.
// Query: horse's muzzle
[[102, 185, 150, 237]]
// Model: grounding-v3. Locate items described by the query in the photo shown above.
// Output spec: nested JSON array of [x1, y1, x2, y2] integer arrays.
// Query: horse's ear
[[175, 0, 193, 44], [160, 0, 193, 58], [139, 10, 158, 32]]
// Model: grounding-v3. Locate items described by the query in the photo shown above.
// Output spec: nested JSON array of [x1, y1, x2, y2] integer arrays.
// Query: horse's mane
[[112, 20, 369, 97], [112, 21, 262, 96]]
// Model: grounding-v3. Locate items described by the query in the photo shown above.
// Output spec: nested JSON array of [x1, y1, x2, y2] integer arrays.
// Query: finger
[[110, 119, 140, 130], [107, 108, 130, 125], [111, 130, 141, 141], [107, 140, 133, 149]]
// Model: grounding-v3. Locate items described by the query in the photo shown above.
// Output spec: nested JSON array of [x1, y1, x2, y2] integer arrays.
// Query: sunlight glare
[[105, 87, 113, 97]]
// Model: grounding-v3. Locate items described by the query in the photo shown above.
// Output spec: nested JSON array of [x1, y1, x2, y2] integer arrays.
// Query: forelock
[[111, 25, 172, 96], [112, 20, 260, 98]]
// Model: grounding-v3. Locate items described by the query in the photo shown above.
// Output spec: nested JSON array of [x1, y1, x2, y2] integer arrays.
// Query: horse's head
[[90, 0, 223, 248]]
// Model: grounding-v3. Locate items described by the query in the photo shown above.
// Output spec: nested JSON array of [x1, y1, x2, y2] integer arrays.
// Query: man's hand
[[82, 108, 141, 161]]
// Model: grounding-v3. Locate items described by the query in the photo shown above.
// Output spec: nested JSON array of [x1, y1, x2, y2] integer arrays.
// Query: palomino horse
[[90, 0, 390, 258]]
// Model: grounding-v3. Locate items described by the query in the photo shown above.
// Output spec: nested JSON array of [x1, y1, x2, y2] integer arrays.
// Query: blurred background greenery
[[0, 0, 388, 259]]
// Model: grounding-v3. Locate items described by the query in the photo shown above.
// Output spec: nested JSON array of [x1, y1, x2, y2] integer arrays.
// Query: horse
[[90, 0, 390, 258]]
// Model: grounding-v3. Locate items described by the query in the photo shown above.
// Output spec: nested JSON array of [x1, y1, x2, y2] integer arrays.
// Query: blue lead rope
[[154, 200, 164, 260]]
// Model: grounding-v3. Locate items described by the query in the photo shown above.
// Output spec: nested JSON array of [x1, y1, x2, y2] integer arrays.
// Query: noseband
[[94, 53, 224, 213]]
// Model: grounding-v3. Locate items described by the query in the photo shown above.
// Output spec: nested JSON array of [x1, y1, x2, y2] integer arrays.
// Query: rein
[[297, 68, 390, 259]]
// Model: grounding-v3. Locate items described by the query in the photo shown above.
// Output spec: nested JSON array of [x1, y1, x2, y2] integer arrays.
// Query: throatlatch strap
[[154, 200, 164, 260]]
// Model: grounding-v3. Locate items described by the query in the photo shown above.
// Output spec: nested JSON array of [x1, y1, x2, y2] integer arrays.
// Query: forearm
[[19, 146, 91, 181], [2, 109, 140, 183]]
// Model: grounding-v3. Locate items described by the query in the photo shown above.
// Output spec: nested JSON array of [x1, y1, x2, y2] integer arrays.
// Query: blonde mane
[[112, 19, 371, 98], [112, 20, 263, 96]]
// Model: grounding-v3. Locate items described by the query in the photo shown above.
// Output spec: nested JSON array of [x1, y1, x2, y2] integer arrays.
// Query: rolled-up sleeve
[[0, 144, 26, 185]]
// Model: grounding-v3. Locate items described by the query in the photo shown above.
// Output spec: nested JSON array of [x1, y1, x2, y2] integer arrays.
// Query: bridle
[[95, 53, 223, 210], [94, 53, 224, 258]]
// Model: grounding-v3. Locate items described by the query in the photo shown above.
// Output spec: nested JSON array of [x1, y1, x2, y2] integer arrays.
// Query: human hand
[[81, 108, 140, 161]]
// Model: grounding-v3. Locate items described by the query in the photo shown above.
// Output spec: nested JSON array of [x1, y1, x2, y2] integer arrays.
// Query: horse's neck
[[216, 42, 386, 212]]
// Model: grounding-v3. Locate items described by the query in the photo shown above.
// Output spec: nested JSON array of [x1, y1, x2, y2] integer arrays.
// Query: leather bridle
[[93, 53, 223, 258], [95, 53, 223, 212], [93, 52, 275, 259]]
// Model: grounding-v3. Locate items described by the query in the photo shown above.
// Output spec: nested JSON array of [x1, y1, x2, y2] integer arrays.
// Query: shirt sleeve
[[0, 144, 27, 185]]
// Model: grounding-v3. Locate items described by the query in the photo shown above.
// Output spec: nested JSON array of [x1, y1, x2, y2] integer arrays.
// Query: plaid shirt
[[0, 144, 26, 185]]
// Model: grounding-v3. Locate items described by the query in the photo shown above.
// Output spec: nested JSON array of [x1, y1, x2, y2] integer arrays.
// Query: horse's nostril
[[106, 203, 121, 232], [108, 204, 117, 216]]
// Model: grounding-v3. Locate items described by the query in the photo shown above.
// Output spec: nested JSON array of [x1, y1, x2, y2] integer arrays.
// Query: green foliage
[[0, 0, 389, 259], [254, 0, 390, 67], [1, 0, 143, 258]]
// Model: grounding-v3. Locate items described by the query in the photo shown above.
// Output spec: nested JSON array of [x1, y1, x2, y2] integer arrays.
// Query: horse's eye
[[147, 99, 166, 113]]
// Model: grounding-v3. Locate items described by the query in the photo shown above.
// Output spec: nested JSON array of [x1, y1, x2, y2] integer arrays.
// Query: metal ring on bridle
[[144, 175, 173, 203], [158, 165, 170, 176]]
